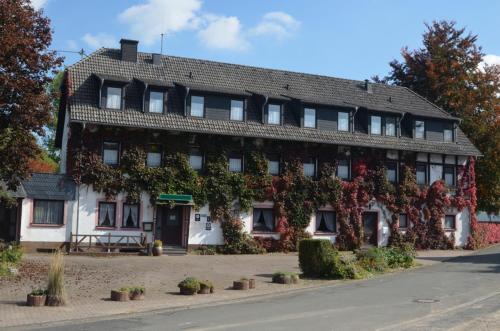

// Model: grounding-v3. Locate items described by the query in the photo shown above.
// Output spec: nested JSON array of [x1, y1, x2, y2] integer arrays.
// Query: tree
[[43, 71, 64, 164], [0, 0, 62, 197], [378, 21, 500, 213]]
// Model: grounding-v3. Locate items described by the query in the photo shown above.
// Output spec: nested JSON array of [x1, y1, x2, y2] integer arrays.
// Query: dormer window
[[190, 96, 204, 117], [149, 91, 164, 113], [304, 108, 316, 128], [268, 104, 281, 125], [106, 87, 122, 109], [385, 117, 397, 136], [370, 115, 382, 135], [230, 100, 244, 121], [415, 120, 425, 139], [338, 112, 349, 131], [443, 124, 453, 142]]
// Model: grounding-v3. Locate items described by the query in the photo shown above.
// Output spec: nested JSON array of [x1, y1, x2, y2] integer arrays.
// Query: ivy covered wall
[[69, 124, 480, 251]]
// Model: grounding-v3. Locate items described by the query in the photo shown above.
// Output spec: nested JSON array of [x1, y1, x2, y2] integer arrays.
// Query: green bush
[[219, 218, 265, 254], [153, 240, 162, 248], [198, 280, 214, 293], [385, 244, 416, 268], [30, 288, 48, 296], [0, 244, 23, 265], [356, 248, 389, 273], [178, 277, 200, 294], [192, 245, 217, 255], [120, 286, 145, 295]]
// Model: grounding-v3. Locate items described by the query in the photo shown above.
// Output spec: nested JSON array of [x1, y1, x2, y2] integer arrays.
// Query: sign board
[[142, 222, 154, 232], [195, 214, 201, 222], [205, 222, 212, 231]]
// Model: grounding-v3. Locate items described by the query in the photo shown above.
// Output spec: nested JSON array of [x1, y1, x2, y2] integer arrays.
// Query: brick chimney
[[120, 39, 138, 62]]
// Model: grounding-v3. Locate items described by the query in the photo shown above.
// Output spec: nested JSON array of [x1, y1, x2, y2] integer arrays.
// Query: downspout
[[97, 78, 104, 108], [351, 106, 359, 133], [398, 112, 406, 138], [183, 87, 191, 117], [261, 95, 269, 124], [141, 82, 148, 113]]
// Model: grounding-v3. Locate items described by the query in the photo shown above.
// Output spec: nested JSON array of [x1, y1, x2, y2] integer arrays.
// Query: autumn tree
[[0, 0, 62, 197], [378, 21, 500, 213]]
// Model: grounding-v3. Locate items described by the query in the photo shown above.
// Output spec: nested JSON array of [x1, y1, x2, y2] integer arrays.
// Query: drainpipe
[[351, 107, 359, 133], [398, 113, 406, 138], [261, 95, 269, 124], [183, 87, 190, 117]]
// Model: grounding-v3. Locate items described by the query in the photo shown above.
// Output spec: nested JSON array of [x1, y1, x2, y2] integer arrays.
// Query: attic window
[[106, 87, 122, 109], [268, 104, 281, 125], [149, 91, 164, 113]]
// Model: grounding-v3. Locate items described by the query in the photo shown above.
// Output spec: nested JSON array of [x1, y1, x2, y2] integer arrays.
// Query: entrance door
[[161, 207, 182, 246], [362, 212, 378, 246], [0, 204, 18, 242]]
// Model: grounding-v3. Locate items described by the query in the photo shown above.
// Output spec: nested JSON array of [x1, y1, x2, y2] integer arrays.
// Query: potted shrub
[[178, 277, 200, 295], [233, 278, 249, 290], [248, 278, 256, 289], [111, 288, 129, 301], [128, 286, 145, 300], [198, 280, 214, 294], [27, 289, 47, 307], [153, 240, 163, 256]]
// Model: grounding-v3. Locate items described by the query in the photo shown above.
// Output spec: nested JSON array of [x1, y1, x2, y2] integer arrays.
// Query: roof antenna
[[160, 33, 164, 54]]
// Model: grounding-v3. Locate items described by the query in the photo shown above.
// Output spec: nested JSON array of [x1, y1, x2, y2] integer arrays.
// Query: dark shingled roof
[[1, 182, 26, 199], [22, 173, 76, 201], [66, 48, 480, 156]]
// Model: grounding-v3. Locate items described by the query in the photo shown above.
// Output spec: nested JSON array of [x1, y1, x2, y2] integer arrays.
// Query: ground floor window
[[33, 200, 64, 225], [444, 215, 456, 230], [337, 159, 350, 180], [252, 208, 275, 232], [399, 213, 408, 228], [316, 211, 336, 233], [98, 202, 116, 227], [122, 203, 139, 228]]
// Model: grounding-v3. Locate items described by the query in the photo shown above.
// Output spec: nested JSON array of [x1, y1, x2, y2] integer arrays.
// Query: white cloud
[[483, 54, 500, 66], [250, 11, 300, 40], [119, 0, 202, 46], [197, 15, 249, 51], [31, 0, 48, 10], [82, 33, 118, 49]]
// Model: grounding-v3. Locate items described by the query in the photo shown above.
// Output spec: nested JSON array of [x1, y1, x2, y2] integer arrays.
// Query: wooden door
[[362, 212, 378, 246], [162, 207, 182, 246]]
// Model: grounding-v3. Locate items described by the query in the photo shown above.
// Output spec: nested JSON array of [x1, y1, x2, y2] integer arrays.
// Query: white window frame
[[371, 115, 382, 135], [338, 112, 349, 131], [268, 104, 281, 125], [230, 99, 244, 121], [106, 86, 122, 110], [149, 91, 164, 113], [304, 108, 316, 128]]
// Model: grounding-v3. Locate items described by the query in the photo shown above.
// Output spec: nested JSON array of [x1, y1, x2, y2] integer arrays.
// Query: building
[[1, 39, 481, 252]]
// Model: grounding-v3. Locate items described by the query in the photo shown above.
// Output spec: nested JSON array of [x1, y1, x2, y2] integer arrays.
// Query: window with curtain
[[385, 163, 397, 183], [98, 202, 116, 227], [416, 164, 427, 185], [33, 200, 64, 225], [304, 108, 316, 128], [267, 160, 280, 175], [147, 144, 162, 167], [190, 96, 204, 117], [444, 166, 455, 186], [385, 117, 396, 136], [338, 112, 349, 131], [149, 91, 164, 113], [106, 86, 122, 109], [444, 127, 453, 142], [415, 120, 425, 139], [429, 164, 443, 184], [316, 211, 336, 232], [268, 104, 281, 125], [337, 159, 349, 180], [103, 142, 119, 166], [189, 150, 203, 171], [229, 156, 242, 173], [370, 116, 382, 135], [252, 208, 275, 232], [303, 161, 315, 177], [230, 100, 244, 121], [122, 203, 139, 228], [444, 215, 456, 230], [399, 213, 408, 228]]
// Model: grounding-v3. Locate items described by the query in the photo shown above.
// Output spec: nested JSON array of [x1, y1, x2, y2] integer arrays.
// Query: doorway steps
[[163, 245, 187, 256]]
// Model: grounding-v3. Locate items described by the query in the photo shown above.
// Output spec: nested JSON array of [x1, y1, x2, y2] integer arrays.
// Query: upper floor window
[[385, 163, 397, 183], [303, 158, 316, 177], [122, 203, 139, 228], [189, 150, 203, 171], [268, 104, 281, 125], [338, 112, 349, 131], [415, 120, 425, 139], [190, 96, 204, 117], [230, 100, 244, 121], [337, 159, 350, 180], [33, 200, 64, 225], [229, 154, 243, 173], [316, 211, 336, 233], [149, 91, 164, 113], [304, 108, 316, 128], [399, 213, 408, 228], [147, 144, 162, 167], [386, 117, 397, 136], [443, 126, 453, 142], [444, 165, 455, 186], [253, 208, 275, 232], [416, 163, 427, 185], [103, 142, 119, 166], [267, 155, 280, 175], [370, 115, 382, 135], [106, 87, 122, 109]]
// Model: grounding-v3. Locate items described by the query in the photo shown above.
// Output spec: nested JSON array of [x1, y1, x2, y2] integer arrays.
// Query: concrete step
[[162, 246, 187, 256]]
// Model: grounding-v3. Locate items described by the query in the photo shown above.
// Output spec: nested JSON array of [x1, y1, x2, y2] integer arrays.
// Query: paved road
[[23, 245, 500, 331]]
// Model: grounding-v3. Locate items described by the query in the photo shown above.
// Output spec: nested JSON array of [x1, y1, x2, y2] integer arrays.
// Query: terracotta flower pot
[[248, 279, 256, 289], [27, 294, 46, 307], [152, 247, 162, 256], [129, 292, 145, 301], [46, 295, 65, 306], [233, 280, 249, 290], [111, 290, 129, 301]]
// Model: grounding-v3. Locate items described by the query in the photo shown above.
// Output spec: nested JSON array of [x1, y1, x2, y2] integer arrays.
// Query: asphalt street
[[20, 245, 500, 331]]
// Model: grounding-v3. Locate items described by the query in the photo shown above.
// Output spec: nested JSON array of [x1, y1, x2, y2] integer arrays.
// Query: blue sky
[[35, 0, 500, 81]]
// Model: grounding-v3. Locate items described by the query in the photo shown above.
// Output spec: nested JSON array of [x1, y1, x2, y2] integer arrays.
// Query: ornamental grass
[[46, 250, 66, 306]]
